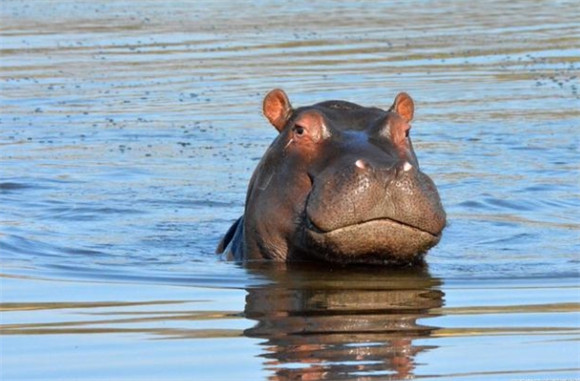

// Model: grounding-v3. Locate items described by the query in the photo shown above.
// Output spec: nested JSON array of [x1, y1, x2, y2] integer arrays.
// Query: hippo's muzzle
[[300, 159, 446, 264]]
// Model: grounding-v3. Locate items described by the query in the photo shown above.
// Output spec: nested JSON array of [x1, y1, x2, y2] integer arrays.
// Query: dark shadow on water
[[243, 262, 444, 380]]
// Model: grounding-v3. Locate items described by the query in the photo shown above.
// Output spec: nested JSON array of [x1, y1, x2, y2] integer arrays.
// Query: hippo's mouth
[[306, 216, 440, 238], [301, 216, 441, 264]]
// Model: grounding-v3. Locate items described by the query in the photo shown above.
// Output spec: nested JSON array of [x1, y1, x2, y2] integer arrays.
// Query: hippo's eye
[[294, 125, 305, 136]]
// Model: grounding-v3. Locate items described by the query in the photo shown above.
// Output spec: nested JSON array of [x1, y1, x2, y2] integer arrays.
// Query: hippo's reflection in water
[[243, 263, 443, 380]]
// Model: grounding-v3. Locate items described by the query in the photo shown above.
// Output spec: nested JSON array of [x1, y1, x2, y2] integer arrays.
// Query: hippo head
[[230, 89, 446, 265]]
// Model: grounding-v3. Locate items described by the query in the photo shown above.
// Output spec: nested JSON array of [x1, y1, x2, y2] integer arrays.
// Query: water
[[1, 0, 579, 379]]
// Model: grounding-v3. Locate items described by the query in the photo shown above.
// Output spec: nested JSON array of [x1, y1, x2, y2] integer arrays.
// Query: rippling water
[[1, 0, 579, 380]]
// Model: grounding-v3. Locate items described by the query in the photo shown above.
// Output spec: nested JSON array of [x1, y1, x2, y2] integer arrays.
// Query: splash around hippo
[[217, 89, 446, 265]]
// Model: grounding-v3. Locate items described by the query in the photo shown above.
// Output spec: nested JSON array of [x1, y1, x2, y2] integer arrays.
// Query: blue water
[[1, 0, 579, 380]]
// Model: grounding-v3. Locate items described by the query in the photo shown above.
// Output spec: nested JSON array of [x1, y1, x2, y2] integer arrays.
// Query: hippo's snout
[[304, 156, 446, 262], [307, 157, 445, 234]]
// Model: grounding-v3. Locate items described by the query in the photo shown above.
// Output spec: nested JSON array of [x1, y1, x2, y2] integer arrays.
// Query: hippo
[[217, 89, 446, 265]]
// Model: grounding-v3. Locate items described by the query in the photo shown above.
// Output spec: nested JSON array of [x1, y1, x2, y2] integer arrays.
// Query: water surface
[[1, 0, 579, 380]]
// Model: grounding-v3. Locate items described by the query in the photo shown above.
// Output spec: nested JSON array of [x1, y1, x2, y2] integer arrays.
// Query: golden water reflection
[[243, 265, 443, 380]]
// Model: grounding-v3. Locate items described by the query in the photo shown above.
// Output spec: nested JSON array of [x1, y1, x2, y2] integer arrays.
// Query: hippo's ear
[[263, 89, 293, 132], [389, 92, 414, 123]]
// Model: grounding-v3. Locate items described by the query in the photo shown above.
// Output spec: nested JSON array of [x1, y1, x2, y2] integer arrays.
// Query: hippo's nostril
[[355, 159, 368, 169]]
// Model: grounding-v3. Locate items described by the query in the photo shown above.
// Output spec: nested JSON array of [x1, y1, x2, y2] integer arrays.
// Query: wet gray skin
[[217, 89, 446, 264]]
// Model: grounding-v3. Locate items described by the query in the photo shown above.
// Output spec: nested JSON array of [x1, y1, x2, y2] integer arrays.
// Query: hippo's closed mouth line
[[306, 216, 440, 238]]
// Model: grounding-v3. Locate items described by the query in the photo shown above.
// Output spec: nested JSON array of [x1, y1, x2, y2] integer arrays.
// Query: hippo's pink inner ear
[[388, 115, 411, 146], [390, 92, 414, 123], [263, 89, 292, 132]]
